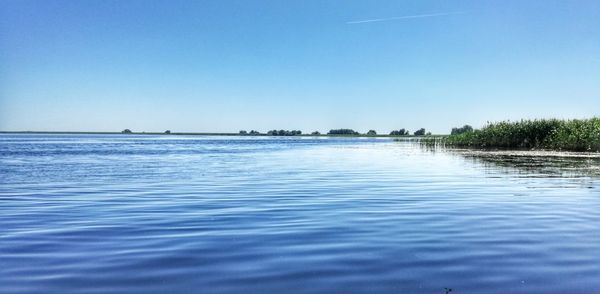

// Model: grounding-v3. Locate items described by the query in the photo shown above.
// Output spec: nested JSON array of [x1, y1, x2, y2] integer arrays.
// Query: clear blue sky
[[1, 0, 599, 134]]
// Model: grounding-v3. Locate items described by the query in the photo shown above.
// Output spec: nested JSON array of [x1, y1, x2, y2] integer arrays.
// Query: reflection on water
[[422, 144, 600, 179], [1, 134, 599, 294]]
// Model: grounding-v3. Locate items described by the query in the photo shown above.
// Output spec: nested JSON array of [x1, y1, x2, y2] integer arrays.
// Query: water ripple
[[1, 134, 599, 293]]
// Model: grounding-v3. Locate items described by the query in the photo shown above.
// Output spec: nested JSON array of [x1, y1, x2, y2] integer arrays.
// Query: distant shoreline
[[0, 131, 444, 138], [3, 131, 599, 157]]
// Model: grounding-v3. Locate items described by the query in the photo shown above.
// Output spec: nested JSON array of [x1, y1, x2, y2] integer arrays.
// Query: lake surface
[[1, 134, 599, 294]]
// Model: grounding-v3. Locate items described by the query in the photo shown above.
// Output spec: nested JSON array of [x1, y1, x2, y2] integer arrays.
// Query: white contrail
[[347, 11, 467, 24]]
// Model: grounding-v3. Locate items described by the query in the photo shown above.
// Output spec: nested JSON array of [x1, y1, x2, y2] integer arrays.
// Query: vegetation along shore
[[426, 118, 600, 152]]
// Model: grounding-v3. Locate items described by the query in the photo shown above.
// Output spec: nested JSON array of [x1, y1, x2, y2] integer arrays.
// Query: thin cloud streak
[[347, 11, 467, 24]]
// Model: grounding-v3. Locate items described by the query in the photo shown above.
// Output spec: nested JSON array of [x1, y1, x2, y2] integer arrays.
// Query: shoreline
[[447, 148, 600, 158], [3, 131, 598, 157], [0, 131, 441, 138]]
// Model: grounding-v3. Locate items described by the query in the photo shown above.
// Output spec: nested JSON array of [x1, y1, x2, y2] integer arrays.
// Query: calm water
[[1, 134, 599, 294]]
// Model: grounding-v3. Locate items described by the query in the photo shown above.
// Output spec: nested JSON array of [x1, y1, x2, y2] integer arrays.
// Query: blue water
[[1, 134, 599, 294]]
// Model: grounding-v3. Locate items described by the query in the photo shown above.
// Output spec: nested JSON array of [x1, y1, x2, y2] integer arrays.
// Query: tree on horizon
[[389, 129, 409, 136], [414, 128, 426, 136]]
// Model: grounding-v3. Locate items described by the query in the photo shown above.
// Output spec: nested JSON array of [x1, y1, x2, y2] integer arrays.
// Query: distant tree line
[[389, 129, 409, 136], [328, 129, 359, 135], [266, 130, 302, 136], [121, 127, 434, 136], [239, 130, 261, 135], [389, 128, 430, 136], [413, 128, 432, 136]]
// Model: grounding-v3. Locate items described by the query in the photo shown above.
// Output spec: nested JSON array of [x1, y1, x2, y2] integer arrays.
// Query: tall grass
[[443, 118, 600, 152], [545, 118, 600, 151]]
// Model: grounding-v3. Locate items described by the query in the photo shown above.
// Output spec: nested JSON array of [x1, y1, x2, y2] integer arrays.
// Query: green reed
[[436, 118, 600, 152]]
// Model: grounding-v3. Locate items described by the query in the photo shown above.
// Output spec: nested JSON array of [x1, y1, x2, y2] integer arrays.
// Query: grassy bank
[[438, 118, 600, 152]]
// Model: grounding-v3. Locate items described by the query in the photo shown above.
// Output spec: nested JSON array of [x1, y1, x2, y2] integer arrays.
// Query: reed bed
[[430, 118, 600, 152]]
